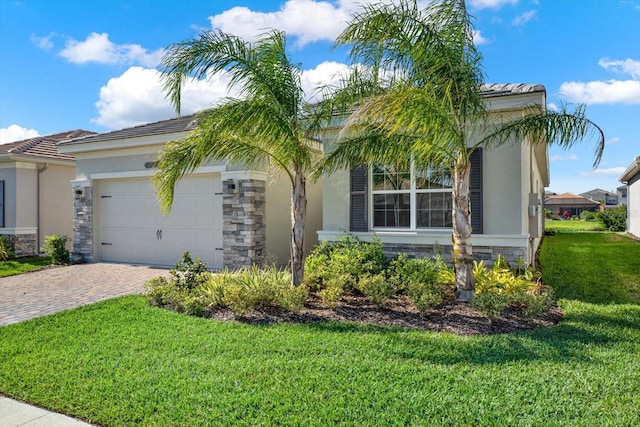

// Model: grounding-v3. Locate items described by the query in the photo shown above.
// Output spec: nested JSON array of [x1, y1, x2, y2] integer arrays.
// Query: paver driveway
[[0, 263, 168, 326]]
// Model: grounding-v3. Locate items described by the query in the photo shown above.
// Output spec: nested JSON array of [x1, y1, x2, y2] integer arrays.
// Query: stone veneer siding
[[72, 186, 93, 262], [1, 233, 37, 257], [223, 179, 266, 268], [380, 243, 527, 266]]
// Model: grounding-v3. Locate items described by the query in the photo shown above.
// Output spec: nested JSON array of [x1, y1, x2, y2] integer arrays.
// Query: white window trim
[[369, 164, 453, 231]]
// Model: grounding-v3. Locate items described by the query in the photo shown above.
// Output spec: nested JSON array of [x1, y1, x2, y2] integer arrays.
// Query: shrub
[[389, 255, 446, 312], [472, 292, 511, 320], [580, 210, 597, 222], [356, 273, 395, 306], [40, 235, 70, 265], [0, 236, 14, 261], [472, 257, 555, 320], [596, 206, 627, 232], [304, 235, 387, 302], [171, 251, 209, 290]]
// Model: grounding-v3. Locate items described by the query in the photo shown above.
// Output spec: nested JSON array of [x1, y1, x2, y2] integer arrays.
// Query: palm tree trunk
[[452, 158, 475, 301], [291, 165, 306, 286]]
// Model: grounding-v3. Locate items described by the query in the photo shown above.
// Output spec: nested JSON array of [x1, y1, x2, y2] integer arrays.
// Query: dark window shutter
[[350, 166, 368, 232], [469, 148, 483, 234]]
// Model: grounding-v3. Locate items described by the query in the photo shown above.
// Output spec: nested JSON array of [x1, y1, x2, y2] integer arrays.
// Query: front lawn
[[0, 256, 52, 278], [544, 219, 602, 233], [540, 232, 640, 304], [0, 233, 639, 426]]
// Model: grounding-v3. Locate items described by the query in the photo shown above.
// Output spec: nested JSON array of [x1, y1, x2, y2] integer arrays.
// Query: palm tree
[[320, 0, 604, 301], [155, 30, 327, 286]]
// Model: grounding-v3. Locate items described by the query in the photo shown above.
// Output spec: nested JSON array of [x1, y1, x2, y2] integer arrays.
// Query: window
[[371, 164, 453, 229], [349, 148, 483, 234]]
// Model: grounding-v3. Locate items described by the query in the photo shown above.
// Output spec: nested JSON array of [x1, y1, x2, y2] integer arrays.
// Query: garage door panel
[[98, 175, 223, 268]]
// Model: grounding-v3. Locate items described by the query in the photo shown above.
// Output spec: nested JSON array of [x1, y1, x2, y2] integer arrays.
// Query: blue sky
[[1, 0, 638, 194]]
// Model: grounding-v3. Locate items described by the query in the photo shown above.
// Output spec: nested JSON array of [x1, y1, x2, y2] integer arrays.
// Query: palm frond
[[480, 103, 605, 168]]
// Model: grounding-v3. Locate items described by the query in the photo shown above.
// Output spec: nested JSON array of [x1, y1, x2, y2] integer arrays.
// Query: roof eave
[[619, 156, 640, 183]]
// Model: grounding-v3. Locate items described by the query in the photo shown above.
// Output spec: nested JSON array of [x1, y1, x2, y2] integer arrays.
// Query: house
[[0, 130, 95, 256], [616, 185, 627, 207], [580, 188, 618, 208], [57, 115, 322, 269], [318, 84, 550, 266], [620, 156, 640, 238], [545, 192, 601, 218]]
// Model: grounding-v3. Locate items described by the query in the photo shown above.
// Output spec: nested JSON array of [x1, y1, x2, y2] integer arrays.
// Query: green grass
[[544, 219, 602, 232], [1, 234, 639, 426], [540, 232, 640, 304], [0, 256, 52, 278]]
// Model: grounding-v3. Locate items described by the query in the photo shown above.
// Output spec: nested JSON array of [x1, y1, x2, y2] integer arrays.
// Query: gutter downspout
[[37, 163, 48, 253]]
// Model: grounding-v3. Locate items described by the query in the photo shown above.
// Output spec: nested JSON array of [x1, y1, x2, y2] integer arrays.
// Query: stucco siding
[[0, 167, 17, 228], [481, 144, 523, 235], [39, 164, 76, 248], [628, 174, 640, 238], [15, 166, 37, 229], [265, 171, 323, 266]]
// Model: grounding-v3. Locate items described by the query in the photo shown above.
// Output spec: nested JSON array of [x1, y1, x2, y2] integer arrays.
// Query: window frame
[[369, 163, 453, 231]]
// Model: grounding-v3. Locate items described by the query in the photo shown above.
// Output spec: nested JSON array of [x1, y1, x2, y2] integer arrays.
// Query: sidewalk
[[0, 397, 94, 426], [0, 262, 168, 426]]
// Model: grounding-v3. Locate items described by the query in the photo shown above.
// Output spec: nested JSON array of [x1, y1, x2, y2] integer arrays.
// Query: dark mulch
[[206, 292, 564, 336]]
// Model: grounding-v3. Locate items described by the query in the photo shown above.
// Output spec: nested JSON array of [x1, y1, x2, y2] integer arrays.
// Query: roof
[[0, 130, 96, 161], [481, 83, 546, 98], [545, 192, 601, 207], [61, 83, 546, 146], [59, 114, 198, 146], [620, 156, 640, 182]]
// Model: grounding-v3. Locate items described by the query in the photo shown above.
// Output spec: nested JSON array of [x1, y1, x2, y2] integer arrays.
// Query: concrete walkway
[[0, 262, 168, 426]]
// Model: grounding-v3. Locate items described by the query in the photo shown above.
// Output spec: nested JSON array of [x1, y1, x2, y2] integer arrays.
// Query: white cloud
[[550, 154, 578, 162], [469, 0, 518, 9], [547, 102, 560, 112], [580, 167, 626, 176], [92, 60, 356, 129], [0, 125, 40, 144], [59, 32, 163, 67], [92, 66, 235, 129], [31, 32, 56, 50], [607, 137, 620, 145], [598, 57, 640, 79], [473, 30, 490, 45], [512, 9, 536, 26], [209, 0, 352, 48], [559, 79, 640, 104]]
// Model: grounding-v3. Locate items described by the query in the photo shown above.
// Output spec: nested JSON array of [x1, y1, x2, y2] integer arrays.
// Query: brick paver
[[0, 263, 168, 326]]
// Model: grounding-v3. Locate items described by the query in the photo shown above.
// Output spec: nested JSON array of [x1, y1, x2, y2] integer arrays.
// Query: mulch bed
[[205, 291, 564, 336]]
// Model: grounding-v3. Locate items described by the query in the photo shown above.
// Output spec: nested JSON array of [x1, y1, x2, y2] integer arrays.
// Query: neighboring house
[[545, 193, 601, 218], [318, 84, 550, 267], [620, 156, 640, 238], [616, 185, 627, 207], [58, 115, 322, 269], [0, 130, 95, 256], [580, 188, 618, 208]]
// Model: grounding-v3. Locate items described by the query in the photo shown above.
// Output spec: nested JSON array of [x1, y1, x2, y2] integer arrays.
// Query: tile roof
[[59, 114, 198, 146], [60, 84, 546, 147], [481, 83, 545, 98], [0, 130, 96, 161], [545, 192, 601, 206]]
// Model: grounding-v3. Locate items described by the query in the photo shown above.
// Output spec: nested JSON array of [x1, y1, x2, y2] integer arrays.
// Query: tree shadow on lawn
[[242, 303, 640, 367]]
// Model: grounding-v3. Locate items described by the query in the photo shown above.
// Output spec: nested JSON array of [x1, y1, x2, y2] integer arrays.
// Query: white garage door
[[97, 174, 223, 269]]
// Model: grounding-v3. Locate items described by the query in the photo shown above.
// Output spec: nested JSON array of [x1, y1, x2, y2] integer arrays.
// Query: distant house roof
[[545, 192, 601, 207], [620, 156, 640, 183], [0, 130, 96, 161], [59, 114, 198, 146]]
